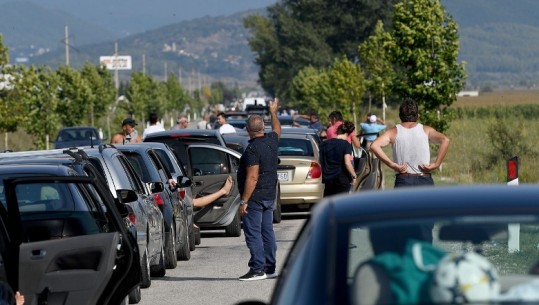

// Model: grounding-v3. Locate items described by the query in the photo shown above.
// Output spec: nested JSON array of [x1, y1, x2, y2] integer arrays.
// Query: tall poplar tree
[[389, 0, 466, 132]]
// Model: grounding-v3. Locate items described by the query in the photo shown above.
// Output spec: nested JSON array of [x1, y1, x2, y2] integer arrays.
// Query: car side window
[[118, 156, 145, 194], [11, 181, 111, 242], [189, 147, 230, 176]]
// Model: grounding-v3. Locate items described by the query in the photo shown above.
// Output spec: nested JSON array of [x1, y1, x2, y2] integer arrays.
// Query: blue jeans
[[242, 199, 277, 274]]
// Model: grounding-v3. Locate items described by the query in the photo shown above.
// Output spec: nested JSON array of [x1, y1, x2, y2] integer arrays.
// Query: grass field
[[3, 89, 539, 186], [374, 90, 539, 188]]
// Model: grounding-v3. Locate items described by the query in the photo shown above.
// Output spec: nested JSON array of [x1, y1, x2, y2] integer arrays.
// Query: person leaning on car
[[237, 97, 281, 281], [370, 98, 449, 188], [111, 118, 142, 144]]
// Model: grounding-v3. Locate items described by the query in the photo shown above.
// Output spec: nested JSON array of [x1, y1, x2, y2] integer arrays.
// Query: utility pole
[[65, 25, 70, 66], [164, 62, 168, 81], [114, 42, 119, 90], [142, 54, 146, 75]]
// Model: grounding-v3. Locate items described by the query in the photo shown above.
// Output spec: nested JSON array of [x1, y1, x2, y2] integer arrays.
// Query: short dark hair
[[337, 121, 355, 135], [149, 113, 159, 124], [399, 98, 419, 122], [217, 112, 226, 119], [328, 111, 343, 121]]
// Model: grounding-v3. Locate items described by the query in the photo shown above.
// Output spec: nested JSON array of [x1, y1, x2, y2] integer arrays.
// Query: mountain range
[[1, 0, 539, 89]]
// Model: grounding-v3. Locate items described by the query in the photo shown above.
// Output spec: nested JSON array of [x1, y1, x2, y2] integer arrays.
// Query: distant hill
[[5, 1, 539, 89], [28, 10, 260, 88], [0, 1, 116, 62]]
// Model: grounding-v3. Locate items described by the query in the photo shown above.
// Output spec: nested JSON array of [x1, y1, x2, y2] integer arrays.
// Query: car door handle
[[31, 249, 46, 258], [194, 181, 204, 186]]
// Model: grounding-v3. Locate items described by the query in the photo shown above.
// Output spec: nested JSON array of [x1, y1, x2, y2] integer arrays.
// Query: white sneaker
[[266, 271, 278, 279]]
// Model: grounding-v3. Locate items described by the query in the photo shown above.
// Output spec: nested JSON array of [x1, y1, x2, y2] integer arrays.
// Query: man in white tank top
[[370, 98, 449, 187]]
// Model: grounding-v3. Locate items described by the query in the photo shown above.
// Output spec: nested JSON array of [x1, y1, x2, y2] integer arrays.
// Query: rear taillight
[[153, 193, 165, 206], [307, 162, 322, 179], [178, 188, 186, 200], [128, 212, 136, 225]]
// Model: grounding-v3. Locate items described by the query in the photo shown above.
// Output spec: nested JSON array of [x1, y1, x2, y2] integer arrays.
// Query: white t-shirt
[[219, 123, 236, 134], [142, 124, 165, 140]]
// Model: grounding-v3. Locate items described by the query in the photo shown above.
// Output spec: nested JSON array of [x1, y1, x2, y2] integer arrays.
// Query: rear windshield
[[278, 138, 314, 157]]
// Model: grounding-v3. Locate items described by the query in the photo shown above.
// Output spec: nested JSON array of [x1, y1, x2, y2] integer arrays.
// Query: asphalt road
[[138, 213, 308, 305]]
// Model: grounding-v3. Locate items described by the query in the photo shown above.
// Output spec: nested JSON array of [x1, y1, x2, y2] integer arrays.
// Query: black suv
[[0, 163, 140, 304], [116, 143, 192, 266]]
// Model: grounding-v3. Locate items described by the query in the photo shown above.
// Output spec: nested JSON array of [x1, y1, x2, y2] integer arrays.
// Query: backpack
[[371, 239, 446, 304]]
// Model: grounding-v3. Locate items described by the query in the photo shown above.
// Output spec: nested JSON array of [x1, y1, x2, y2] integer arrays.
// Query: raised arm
[[269, 98, 281, 138]]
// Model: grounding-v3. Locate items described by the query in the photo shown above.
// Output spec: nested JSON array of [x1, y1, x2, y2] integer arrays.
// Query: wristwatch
[[240, 200, 247, 205]]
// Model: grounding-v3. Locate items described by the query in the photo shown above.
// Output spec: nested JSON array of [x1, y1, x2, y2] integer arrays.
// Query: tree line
[[0, 35, 243, 149], [244, 0, 466, 132], [1, 0, 466, 150]]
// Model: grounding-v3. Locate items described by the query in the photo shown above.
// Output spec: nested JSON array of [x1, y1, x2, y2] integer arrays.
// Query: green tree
[[327, 57, 366, 124], [290, 66, 331, 118], [358, 20, 394, 114], [21, 66, 61, 149], [389, 0, 466, 132], [56, 66, 93, 127], [126, 72, 167, 123], [0, 35, 8, 65], [0, 65, 27, 133], [81, 63, 116, 126], [163, 73, 191, 119], [244, 0, 398, 100], [290, 57, 365, 123]]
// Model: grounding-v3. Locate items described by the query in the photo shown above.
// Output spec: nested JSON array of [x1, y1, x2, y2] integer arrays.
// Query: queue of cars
[[0, 140, 213, 304]]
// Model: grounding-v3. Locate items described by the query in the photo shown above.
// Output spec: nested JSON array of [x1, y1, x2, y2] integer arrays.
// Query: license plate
[[278, 171, 289, 182]]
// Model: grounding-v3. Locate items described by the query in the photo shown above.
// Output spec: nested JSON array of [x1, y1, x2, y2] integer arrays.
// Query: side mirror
[[116, 189, 138, 203], [114, 202, 130, 218], [148, 181, 165, 193], [178, 176, 192, 187]]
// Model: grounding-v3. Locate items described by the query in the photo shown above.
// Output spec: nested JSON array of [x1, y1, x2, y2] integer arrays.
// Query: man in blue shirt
[[360, 114, 386, 149], [237, 98, 281, 281]]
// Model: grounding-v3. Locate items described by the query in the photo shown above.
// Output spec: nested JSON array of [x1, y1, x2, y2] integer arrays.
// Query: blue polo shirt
[[360, 123, 387, 141], [238, 132, 279, 202]]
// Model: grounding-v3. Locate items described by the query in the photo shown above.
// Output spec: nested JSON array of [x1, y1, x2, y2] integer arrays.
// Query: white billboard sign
[[100, 56, 132, 70]]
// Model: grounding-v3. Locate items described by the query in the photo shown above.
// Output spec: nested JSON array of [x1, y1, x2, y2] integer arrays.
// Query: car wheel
[[177, 218, 191, 261], [150, 243, 166, 277], [164, 224, 178, 269], [273, 187, 282, 224], [188, 222, 196, 251], [225, 210, 241, 237], [128, 285, 141, 304], [195, 226, 201, 245], [140, 247, 151, 288]]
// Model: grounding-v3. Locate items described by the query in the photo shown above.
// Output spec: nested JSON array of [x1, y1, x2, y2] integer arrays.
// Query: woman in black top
[[319, 121, 357, 197]]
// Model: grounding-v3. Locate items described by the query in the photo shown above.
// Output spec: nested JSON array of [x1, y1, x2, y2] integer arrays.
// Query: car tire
[[140, 247, 151, 288], [164, 224, 178, 269], [195, 226, 201, 245], [188, 222, 196, 251], [273, 187, 282, 224], [225, 210, 241, 237], [150, 243, 166, 277], [128, 285, 142, 304], [177, 218, 191, 261]]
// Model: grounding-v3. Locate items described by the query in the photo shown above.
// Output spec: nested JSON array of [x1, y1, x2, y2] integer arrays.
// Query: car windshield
[[347, 214, 539, 304]]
